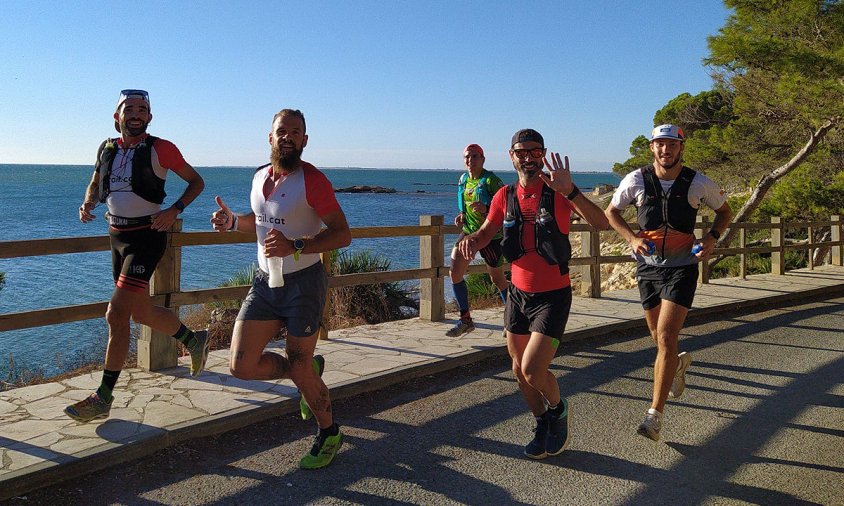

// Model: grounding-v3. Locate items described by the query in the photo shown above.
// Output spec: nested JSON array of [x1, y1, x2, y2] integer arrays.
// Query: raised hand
[[211, 195, 234, 232], [539, 152, 574, 196]]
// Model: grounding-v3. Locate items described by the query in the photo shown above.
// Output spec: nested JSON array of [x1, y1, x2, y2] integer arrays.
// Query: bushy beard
[[271, 144, 303, 172], [120, 120, 149, 137]]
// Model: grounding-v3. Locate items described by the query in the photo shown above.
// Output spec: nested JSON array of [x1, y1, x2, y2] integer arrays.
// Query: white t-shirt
[[611, 166, 727, 212], [610, 166, 727, 267]]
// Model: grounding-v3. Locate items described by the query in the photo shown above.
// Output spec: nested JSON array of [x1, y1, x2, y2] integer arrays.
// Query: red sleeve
[[302, 163, 341, 217], [554, 192, 573, 234], [152, 139, 188, 172], [486, 185, 507, 227]]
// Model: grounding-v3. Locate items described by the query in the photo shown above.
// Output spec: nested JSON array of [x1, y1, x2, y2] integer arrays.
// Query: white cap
[[650, 124, 685, 142]]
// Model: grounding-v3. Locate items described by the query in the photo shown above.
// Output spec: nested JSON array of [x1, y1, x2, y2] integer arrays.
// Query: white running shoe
[[637, 408, 662, 441], [669, 351, 692, 398]]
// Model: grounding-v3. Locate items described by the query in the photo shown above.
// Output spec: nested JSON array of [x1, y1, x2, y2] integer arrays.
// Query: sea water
[[0, 164, 619, 377]]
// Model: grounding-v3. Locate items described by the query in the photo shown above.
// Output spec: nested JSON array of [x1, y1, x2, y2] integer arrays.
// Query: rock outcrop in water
[[335, 185, 396, 193]]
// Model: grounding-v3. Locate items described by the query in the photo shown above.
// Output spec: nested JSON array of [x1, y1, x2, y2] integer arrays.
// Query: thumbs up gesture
[[211, 195, 235, 232]]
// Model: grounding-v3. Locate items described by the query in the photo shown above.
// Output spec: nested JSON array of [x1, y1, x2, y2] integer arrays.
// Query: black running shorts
[[453, 233, 505, 268], [504, 285, 572, 340], [636, 263, 699, 310], [109, 224, 167, 291]]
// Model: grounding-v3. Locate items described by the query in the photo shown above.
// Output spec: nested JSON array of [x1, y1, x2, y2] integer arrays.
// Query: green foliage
[[612, 135, 651, 177], [213, 263, 258, 309], [329, 249, 417, 325], [654, 91, 734, 136], [706, 0, 844, 167], [757, 164, 844, 222], [465, 271, 499, 297], [711, 251, 808, 279], [614, 1, 844, 222]]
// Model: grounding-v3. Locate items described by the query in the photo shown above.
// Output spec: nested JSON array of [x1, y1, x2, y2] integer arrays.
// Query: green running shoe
[[64, 392, 113, 423], [188, 329, 210, 377], [299, 426, 343, 470], [300, 355, 326, 420]]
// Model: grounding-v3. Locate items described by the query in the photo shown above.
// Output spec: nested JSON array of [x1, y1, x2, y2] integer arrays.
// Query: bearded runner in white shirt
[[211, 108, 351, 470]]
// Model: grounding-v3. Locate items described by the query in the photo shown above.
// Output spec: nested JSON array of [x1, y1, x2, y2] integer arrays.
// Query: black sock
[[96, 369, 121, 402], [319, 423, 339, 437], [172, 324, 195, 347], [548, 402, 565, 418]]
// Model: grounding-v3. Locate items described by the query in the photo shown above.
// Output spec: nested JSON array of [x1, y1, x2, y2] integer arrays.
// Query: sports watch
[[173, 200, 186, 213], [293, 238, 305, 261]]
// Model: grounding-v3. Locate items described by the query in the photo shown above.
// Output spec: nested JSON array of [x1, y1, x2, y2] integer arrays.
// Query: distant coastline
[[3, 163, 617, 175]]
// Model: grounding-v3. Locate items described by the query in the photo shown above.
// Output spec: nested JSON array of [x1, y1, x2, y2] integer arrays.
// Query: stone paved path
[[2, 266, 843, 500]]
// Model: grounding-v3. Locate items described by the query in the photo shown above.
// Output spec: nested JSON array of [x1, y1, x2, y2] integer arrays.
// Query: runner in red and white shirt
[[458, 128, 609, 460], [67, 89, 207, 424], [211, 109, 351, 470]]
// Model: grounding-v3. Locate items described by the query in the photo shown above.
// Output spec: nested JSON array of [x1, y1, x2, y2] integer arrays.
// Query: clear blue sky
[[0, 1, 730, 171]]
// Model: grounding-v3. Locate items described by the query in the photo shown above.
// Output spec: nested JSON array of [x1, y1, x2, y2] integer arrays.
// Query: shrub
[[328, 249, 418, 326]]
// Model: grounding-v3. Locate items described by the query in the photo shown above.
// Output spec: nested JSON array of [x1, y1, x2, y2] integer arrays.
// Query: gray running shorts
[[237, 261, 328, 337]]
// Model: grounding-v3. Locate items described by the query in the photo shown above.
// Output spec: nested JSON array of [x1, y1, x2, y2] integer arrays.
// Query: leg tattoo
[[265, 352, 289, 379]]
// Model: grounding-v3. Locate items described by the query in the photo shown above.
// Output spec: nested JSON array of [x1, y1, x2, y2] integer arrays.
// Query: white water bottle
[[267, 256, 284, 287]]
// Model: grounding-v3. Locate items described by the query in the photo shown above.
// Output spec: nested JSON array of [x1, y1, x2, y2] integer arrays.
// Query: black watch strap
[[708, 229, 721, 240], [174, 199, 186, 212]]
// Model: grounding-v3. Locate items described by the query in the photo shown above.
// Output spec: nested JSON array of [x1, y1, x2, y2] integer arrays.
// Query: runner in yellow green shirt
[[446, 143, 509, 337]]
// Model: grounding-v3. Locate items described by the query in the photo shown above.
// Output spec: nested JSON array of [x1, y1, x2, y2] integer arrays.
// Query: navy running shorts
[[636, 263, 699, 310], [504, 285, 572, 341], [237, 261, 328, 337]]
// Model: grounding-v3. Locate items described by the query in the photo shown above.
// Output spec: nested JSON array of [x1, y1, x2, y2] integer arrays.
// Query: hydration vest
[[95, 135, 166, 204], [457, 170, 495, 214], [637, 165, 698, 234], [500, 183, 572, 275]]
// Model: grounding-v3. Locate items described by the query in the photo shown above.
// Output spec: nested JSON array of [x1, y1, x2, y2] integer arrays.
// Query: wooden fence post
[[319, 251, 331, 340], [832, 215, 842, 267], [138, 219, 181, 371], [771, 216, 785, 275], [739, 226, 747, 279], [697, 215, 710, 284], [808, 225, 814, 270], [419, 215, 445, 322], [578, 227, 601, 298]]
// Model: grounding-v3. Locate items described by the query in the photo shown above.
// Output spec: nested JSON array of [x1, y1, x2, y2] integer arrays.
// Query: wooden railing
[[1, 215, 841, 371]]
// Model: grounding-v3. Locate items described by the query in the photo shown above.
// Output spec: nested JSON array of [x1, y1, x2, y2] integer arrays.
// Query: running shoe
[[546, 399, 570, 456], [445, 318, 475, 337], [637, 408, 662, 441], [188, 329, 210, 377], [669, 351, 692, 398], [524, 413, 550, 459], [300, 355, 326, 420], [64, 392, 113, 423], [299, 426, 343, 470]]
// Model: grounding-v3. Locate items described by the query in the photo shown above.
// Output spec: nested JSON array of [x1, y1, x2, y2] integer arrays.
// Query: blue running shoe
[[524, 413, 550, 459], [546, 399, 570, 456]]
